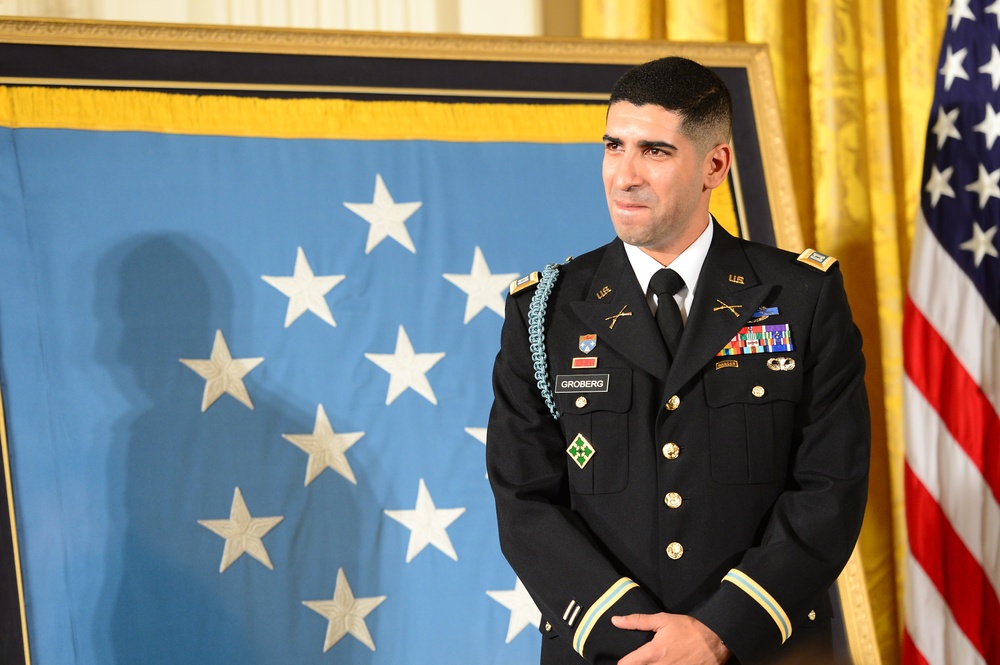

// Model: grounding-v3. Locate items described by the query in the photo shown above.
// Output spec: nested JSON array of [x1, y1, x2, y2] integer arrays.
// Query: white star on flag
[[979, 44, 1000, 90], [343, 173, 423, 254], [283, 404, 365, 486], [197, 487, 284, 573], [989, 0, 1000, 28], [466, 427, 488, 478], [932, 106, 962, 148], [384, 478, 465, 562], [964, 163, 1000, 208], [465, 426, 487, 447], [940, 45, 970, 90], [302, 568, 386, 652], [949, 0, 976, 30], [261, 247, 345, 328], [179, 330, 263, 411], [443, 246, 519, 324], [486, 578, 542, 643], [973, 102, 1000, 149], [958, 222, 999, 267], [925, 164, 956, 206], [364, 325, 445, 405]]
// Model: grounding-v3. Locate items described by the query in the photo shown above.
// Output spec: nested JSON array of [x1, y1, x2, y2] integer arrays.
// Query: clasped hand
[[612, 612, 731, 665]]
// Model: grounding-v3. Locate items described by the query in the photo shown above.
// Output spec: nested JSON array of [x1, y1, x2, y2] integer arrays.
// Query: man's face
[[602, 102, 716, 258]]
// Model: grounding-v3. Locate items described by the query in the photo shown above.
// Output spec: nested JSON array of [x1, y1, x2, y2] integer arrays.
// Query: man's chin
[[612, 226, 652, 248]]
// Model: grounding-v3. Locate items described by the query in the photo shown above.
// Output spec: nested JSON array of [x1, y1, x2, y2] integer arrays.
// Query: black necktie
[[649, 268, 685, 361]]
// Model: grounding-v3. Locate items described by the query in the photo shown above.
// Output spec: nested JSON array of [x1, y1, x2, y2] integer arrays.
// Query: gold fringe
[[837, 544, 882, 665], [0, 86, 606, 143]]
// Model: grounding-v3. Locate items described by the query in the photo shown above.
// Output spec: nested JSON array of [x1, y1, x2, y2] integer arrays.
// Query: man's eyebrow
[[601, 135, 678, 152], [637, 139, 678, 151]]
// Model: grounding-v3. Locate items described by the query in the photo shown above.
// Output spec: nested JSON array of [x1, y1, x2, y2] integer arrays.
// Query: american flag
[[0, 91, 613, 662], [903, 1, 1000, 663]]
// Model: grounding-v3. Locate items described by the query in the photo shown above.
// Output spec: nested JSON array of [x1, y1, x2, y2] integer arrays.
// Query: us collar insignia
[[717, 323, 794, 356], [750, 306, 779, 323]]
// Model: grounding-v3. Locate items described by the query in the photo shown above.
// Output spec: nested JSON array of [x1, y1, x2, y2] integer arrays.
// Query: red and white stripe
[[903, 209, 1000, 664]]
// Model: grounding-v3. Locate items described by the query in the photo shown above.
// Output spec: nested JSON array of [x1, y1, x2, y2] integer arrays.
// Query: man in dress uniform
[[486, 56, 870, 665]]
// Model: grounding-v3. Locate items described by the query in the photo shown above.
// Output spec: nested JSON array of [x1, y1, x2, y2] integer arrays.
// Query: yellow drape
[[583, 2, 950, 663]]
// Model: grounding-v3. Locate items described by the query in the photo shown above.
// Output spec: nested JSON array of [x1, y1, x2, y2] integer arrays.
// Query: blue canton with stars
[[924, 0, 1000, 317]]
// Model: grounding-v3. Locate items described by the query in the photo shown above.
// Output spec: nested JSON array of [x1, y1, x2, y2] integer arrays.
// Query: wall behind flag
[[0, 0, 557, 35]]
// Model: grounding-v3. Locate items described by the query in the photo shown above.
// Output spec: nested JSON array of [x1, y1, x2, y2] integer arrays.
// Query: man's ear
[[704, 143, 733, 189]]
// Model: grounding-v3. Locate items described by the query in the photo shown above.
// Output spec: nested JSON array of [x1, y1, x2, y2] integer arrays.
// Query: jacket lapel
[[567, 240, 669, 377], [664, 223, 775, 396]]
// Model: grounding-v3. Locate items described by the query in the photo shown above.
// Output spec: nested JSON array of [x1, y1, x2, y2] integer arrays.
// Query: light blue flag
[[0, 98, 613, 664]]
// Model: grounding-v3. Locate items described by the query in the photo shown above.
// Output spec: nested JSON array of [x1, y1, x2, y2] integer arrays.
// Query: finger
[[612, 613, 657, 631]]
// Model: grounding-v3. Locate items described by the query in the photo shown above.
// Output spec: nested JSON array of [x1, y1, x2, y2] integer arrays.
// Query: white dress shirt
[[622, 218, 714, 326]]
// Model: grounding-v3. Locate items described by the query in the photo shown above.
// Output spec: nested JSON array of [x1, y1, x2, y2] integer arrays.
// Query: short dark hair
[[609, 56, 732, 148]]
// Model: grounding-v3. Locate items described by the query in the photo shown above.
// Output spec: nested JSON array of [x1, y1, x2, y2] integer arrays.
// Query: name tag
[[554, 374, 610, 393]]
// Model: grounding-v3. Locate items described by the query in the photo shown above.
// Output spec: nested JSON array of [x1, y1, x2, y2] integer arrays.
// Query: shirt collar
[[623, 218, 714, 312]]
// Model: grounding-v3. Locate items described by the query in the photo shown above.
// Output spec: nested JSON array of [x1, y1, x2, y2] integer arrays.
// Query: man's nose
[[613, 152, 643, 190]]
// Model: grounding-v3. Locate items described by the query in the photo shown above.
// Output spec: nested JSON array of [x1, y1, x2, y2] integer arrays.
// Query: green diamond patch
[[566, 434, 596, 469]]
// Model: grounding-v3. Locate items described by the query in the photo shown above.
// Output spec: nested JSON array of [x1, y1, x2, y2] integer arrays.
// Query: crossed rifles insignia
[[604, 305, 632, 330], [713, 300, 742, 317]]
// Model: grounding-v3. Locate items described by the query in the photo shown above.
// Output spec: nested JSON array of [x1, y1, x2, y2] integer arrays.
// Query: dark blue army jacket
[[487, 223, 870, 664]]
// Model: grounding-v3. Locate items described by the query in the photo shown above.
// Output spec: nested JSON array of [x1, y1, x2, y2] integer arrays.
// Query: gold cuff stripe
[[722, 569, 791, 643], [572, 577, 638, 656], [0, 86, 604, 143]]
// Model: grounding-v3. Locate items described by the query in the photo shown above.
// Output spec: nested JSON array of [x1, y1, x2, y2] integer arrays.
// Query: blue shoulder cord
[[527, 263, 561, 420]]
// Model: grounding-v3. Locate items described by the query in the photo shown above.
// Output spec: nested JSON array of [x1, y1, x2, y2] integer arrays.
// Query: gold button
[[662, 442, 680, 460], [808, 610, 816, 621], [666, 542, 684, 559], [665, 395, 681, 411], [545, 621, 553, 631], [575, 395, 588, 408], [752, 385, 766, 398], [664, 492, 682, 509]]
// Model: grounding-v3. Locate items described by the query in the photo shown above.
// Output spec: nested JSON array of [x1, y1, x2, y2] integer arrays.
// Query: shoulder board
[[510, 272, 541, 295], [796, 248, 838, 272]]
